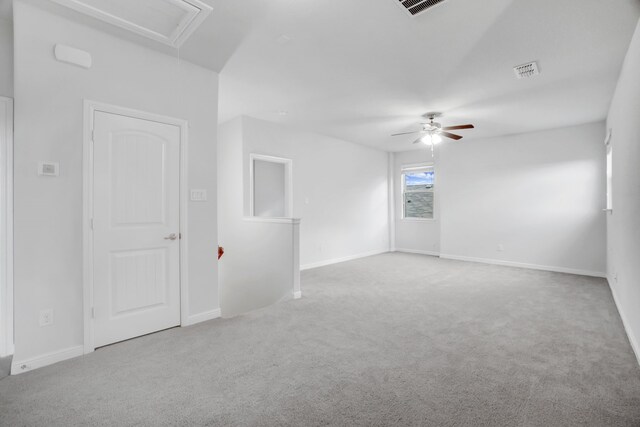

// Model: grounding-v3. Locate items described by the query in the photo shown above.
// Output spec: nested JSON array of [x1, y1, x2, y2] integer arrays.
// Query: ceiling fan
[[391, 113, 475, 146]]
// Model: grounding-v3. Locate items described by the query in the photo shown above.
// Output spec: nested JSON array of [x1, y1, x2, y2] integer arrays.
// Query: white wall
[[253, 159, 286, 217], [241, 117, 389, 268], [217, 118, 299, 318], [0, 15, 12, 97], [392, 149, 441, 255], [438, 122, 607, 276], [217, 116, 388, 316], [218, 118, 244, 222], [393, 123, 607, 276], [12, 1, 219, 369], [606, 17, 640, 363]]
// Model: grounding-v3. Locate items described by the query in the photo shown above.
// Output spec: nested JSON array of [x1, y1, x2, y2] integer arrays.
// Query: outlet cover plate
[[39, 308, 54, 327]]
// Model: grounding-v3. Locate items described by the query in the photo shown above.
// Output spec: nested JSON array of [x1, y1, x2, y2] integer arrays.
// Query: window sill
[[399, 218, 438, 222], [243, 217, 301, 224]]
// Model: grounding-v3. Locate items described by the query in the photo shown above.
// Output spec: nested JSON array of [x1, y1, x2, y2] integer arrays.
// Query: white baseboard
[[608, 277, 640, 367], [439, 254, 606, 278], [394, 248, 440, 257], [184, 308, 221, 326], [300, 249, 389, 271], [11, 345, 84, 375], [293, 291, 302, 299]]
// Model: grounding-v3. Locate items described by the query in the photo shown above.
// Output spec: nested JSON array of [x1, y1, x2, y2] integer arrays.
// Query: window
[[606, 136, 613, 210], [402, 165, 435, 219]]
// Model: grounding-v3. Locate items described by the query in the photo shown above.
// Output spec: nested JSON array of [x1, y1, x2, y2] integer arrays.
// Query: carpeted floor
[[0, 356, 10, 381], [1, 253, 639, 426]]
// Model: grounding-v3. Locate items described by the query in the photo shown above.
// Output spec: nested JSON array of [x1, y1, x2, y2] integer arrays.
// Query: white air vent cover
[[395, 0, 449, 17], [50, 0, 212, 47], [514, 62, 540, 79]]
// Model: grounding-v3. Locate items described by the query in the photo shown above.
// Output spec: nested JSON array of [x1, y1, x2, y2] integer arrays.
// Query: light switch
[[38, 162, 59, 176], [190, 189, 207, 202]]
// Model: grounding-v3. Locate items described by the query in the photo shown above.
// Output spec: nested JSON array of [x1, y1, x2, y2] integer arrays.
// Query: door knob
[[164, 233, 178, 241]]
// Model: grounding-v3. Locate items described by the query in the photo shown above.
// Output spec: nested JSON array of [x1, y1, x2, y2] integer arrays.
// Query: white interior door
[[92, 111, 181, 348]]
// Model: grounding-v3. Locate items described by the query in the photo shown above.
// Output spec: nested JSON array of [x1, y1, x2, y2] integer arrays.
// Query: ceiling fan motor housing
[[423, 122, 442, 132]]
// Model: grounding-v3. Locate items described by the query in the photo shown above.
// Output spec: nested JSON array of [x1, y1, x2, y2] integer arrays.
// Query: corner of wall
[[604, 15, 640, 369], [388, 151, 396, 252], [607, 277, 640, 367]]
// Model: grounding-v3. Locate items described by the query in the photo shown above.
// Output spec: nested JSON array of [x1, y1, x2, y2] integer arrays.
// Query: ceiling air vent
[[514, 62, 540, 79], [50, 0, 212, 48], [396, 0, 448, 17]]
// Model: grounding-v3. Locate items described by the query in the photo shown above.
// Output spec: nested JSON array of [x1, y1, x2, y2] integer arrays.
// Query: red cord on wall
[[218, 246, 224, 260]]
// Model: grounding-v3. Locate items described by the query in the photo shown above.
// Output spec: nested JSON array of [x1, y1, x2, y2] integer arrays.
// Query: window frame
[[604, 129, 613, 212], [400, 163, 436, 221], [249, 153, 293, 218]]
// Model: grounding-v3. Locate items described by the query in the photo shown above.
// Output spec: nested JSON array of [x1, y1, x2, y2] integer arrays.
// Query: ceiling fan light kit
[[420, 133, 442, 145], [391, 112, 475, 150]]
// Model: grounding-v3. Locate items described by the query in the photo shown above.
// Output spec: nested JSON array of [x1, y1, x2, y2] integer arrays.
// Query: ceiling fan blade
[[412, 137, 425, 144], [392, 131, 422, 137], [440, 131, 463, 140], [442, 124, 475, 131]]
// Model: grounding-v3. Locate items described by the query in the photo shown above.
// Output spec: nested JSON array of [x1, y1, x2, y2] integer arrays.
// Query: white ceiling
[[9, 0, 640, 151], [15, 0, 264, 72], [215, 0, 640, 151]]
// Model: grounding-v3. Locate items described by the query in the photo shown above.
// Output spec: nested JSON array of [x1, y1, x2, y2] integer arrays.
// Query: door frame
[[0, 96, 14, 358], [82, 100, 189, 354]]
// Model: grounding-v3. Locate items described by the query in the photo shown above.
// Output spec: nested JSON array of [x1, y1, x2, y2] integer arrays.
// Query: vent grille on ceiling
[[513, 61, 540, 79], [397, 0, 448, 16]]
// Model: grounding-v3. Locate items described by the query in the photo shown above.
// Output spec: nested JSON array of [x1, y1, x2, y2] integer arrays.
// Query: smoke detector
[[395, 0, 449, 17], [514, 62, 540, 79]]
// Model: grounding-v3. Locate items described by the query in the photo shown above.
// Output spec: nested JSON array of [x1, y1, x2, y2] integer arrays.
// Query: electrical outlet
[[39, 308, 54, 327], [497, 244, 505, 252]]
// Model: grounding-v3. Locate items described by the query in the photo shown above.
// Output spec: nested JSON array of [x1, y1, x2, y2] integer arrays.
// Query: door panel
[[93, 111, 181, 348], [111, 132, 167, 226], [110, 248, 167, 316]]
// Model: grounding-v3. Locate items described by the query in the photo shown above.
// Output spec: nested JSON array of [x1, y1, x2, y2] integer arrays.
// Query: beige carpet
[[0, 355, 10, 380], [1, 253, 639, 426]]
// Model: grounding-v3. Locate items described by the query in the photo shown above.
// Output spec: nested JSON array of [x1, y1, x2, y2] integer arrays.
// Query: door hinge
[[91, 129, 95, 142], [91, 307, 95, 318], [179, 233, 182, 240], [90, 218, 94, 230]]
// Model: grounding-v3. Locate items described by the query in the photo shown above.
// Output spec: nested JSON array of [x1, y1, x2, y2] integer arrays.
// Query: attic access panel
[[396, 0, 449, 17], [50, 0, 212, 48]]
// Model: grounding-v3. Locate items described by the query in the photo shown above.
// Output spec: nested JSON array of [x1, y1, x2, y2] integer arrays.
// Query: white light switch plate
[[38, 161, 59, 176], [190, 189, 207, 202]]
